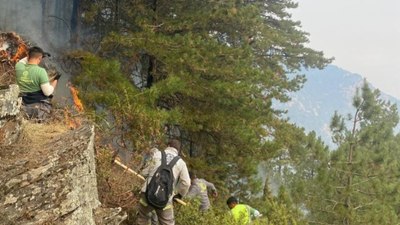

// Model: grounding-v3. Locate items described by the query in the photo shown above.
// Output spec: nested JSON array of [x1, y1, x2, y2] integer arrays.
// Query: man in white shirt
[[137, 139, 191, 225]]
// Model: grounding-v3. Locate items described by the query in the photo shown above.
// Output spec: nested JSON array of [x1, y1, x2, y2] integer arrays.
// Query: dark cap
[[28, 46, 51, 58]]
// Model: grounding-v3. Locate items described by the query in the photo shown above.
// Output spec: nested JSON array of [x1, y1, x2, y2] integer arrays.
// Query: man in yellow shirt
[[226, 196, 261, 224]]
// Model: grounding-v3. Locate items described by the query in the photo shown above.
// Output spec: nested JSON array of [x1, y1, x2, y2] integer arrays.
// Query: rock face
[[0, 122, 127, 224], [0, 84, 22, 146]]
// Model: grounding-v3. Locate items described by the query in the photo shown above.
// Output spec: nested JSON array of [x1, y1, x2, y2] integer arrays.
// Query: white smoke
[[0, 42, 9, 51], [0, 0, 73, 53]]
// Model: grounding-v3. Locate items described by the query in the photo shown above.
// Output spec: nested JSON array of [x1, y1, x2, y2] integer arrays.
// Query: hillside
[[277, 64, 400, 148]]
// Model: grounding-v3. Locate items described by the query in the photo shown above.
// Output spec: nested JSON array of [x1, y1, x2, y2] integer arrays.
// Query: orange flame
[[65, 84, 84, 129], [69, 85, 84, 112], [11, 43, 28, 63], [0, 32, 28, 63]]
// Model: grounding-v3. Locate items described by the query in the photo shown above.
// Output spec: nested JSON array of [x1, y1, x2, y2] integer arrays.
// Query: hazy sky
[[291, 0, 400, 99]]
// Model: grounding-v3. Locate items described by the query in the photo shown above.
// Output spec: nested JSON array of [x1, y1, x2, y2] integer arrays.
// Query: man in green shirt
[[226, 196, 262, 224], [15, 46, 60, 120]]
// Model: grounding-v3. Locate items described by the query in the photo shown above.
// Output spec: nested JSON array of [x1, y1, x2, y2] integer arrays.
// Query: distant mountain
[[276, 65, 400, 148]]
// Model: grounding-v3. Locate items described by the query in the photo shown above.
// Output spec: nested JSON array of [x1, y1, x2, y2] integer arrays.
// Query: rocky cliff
[[0, 85, 127, 225]]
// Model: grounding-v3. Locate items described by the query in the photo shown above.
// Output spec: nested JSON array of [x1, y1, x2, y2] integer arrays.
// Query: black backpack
[[145, 150, 180, 209]]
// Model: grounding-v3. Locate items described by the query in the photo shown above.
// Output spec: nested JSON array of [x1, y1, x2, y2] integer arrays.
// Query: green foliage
[[73, 51, 168, 152], [71, 3, 400, 224], [175, 194, 306, 225], [75, 0, 331, 201], [174, 200, 235, 225], [291, 82, 400, 224], [250, 187, 307, 225]]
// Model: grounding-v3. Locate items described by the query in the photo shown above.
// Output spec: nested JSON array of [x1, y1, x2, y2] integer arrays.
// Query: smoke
[[0, 42, 9, 51], [0, 0, 72, 52]]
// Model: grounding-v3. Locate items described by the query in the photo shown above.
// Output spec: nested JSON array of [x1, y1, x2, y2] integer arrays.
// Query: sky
[[291, 0, 400, 99]]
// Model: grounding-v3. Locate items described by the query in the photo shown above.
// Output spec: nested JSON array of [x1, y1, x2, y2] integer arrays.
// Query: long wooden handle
[[172, 197, 187, 206], [114, 159, 145, 181], [113, 159, 187, 206]]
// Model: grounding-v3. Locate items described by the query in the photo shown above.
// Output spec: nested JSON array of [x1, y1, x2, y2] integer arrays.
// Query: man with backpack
[[137, 139, 191, 225]]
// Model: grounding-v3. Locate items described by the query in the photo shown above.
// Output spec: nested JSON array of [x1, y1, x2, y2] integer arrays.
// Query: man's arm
[[40, 82, 55, 96], [204, 180, 217, 196], [39, 68, 58, 96], [248, 206, 262, 219], [176, 162, 191, 197]]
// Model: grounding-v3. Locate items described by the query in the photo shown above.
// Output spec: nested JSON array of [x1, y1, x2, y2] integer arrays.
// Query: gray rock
[[0, 124, 126, 225], [0, 84, 22, 146]]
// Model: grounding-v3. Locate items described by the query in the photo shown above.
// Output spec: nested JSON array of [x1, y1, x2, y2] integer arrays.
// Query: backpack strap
[[160, 150, 167, 166], [167, 155, 181, 169]]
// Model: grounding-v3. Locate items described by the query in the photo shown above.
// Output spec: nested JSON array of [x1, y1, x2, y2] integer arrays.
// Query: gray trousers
[[22, 100, 52, 122], [137, 194, 174, 225], [148, 211, 158, 225]]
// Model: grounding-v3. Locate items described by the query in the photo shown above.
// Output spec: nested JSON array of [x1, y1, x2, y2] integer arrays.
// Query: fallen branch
[[113, 159, 187, 206]]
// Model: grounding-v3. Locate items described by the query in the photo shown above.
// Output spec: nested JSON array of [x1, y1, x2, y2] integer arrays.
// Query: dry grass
[[0, 62, 15, 86], [18, 120, 69, 147], [96, 146, 144, 224], [1, 120, 70, 169]]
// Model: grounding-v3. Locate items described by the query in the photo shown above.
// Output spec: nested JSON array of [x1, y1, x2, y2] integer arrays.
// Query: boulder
[[0, 124, 127, 224]]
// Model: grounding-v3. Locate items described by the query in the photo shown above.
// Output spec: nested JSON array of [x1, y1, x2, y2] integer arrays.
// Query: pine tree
[[74, 0, 331, 195], [302, 82, 400, 224]]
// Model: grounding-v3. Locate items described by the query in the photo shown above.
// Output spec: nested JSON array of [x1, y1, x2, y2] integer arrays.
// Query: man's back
[[141, 147, 191, 202], [137, 140, 191, 225], [231, 204, 252, 224], [15, 62, 48, 93], [227, 197, 261, 225]]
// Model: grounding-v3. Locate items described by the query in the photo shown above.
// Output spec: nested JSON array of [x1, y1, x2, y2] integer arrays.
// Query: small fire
[[65, 84, 84, 129], [69, 85, 84, 112], [64, 109, 82, 130], [11, 42, 28, 63], [0, 32, 28, 63], [1, 32, 29, 85]]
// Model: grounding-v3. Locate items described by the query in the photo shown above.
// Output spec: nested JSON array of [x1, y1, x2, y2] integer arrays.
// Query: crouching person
[[226, 196, 262, 225], [15, 46, 60, 122], [186, 171, 218, 211]]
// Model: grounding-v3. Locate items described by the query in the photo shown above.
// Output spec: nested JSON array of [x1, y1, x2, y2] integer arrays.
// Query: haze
[[292, 0, 400, 99]]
